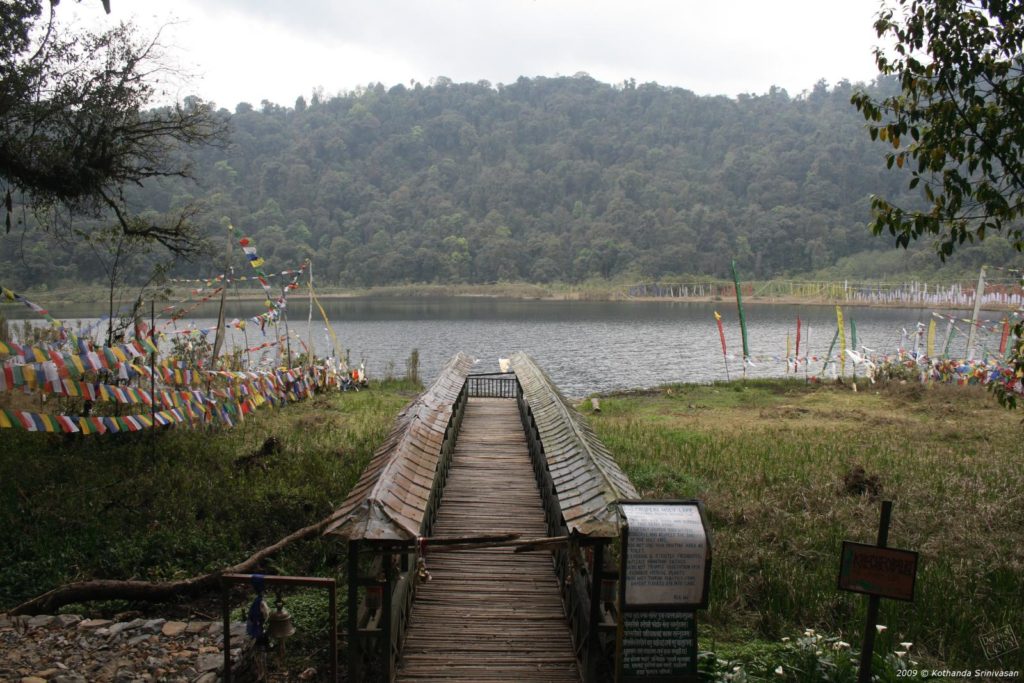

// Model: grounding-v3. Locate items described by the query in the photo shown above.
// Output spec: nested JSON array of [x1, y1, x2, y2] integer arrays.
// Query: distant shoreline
[[6, 281, 1020, 314]]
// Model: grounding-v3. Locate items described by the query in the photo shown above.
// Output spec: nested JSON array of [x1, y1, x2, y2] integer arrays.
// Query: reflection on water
[[6, 297, 987, 397]]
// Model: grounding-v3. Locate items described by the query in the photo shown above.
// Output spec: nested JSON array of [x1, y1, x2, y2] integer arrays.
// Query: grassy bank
[[585, 379, 1024, 671], [2, 374, 1021, 676], [0, 379, 420, 667]]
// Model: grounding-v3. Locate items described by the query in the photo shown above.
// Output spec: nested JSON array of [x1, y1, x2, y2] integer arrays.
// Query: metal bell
[[267, 595, 296, 640], [416, 557, 432, 582]]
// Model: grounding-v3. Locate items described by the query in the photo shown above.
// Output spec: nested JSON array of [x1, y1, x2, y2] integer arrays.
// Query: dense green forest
[[1, 74, 1018, 289]]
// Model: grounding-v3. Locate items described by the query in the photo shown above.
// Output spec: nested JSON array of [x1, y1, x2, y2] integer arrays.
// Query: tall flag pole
[[941, 318, 955, 358], [1000, 317, 1011, 357], [850, 318, 858, 381], [714, 311, 731, 381], [307, 260, 315, 368], [730, 260, 749, 376], [913, 322, 924, 359], [786, 331, 792, 374], [926, 319, 936, 358], [836, 306, 847, 377], [211, 221, 232, 367], [805, 323, 811, 382], [966, 265, 986, 361], [822, 328, 839, 378], [795, 316, 802, 372]]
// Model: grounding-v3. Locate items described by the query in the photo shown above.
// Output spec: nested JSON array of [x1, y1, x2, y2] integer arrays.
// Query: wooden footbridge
[[325, 353, 642, 682]]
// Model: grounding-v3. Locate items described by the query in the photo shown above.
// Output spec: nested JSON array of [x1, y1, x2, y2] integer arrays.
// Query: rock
[[161, 622, 187, 637], [27, 616, 55, 629], [0, 613, 11, 628], [142, 619, 165, 634], [197, 653, 221, 673], [0, 610, 254, 683], [128, 633, 154, 646], [106, 620, 140, 637], [77, 619, 111, 630], [112, 611, 143, 622]]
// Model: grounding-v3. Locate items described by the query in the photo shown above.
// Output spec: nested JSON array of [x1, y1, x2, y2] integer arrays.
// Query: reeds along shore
[[585, 378, 1024, 671]]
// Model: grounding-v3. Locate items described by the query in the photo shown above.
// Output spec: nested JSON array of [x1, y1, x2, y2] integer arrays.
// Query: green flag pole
[[850, 318, 858, 382], [731, 260, 749, 377], [822, 328, 839, 378]]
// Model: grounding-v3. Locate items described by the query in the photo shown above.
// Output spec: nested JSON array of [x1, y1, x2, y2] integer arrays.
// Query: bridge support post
[[383, 550, 394, 682], [347, 540, 361, 682], [586, 542, 605, 682]]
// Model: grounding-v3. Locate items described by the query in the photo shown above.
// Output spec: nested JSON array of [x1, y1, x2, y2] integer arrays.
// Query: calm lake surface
[[7, 297, 994, 397]]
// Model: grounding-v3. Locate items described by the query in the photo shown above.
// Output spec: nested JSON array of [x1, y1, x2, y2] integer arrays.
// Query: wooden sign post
[[837, 500, 919, 683], [616, 501, 712, 683]]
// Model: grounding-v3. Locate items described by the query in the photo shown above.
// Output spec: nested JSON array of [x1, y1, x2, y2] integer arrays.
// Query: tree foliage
[[1, 74, 1020, 289], [852, 0, 1024, 408], [851, 0, 1024, 258], [0, 0, 224, 254]]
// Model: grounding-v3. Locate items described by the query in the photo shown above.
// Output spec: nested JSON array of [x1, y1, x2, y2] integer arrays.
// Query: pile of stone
[[0, 612, 255, 682]]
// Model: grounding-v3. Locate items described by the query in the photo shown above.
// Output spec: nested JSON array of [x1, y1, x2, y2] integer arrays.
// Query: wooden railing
[[467, 373, 518, 398], [346, 378, 469, 682], [327, 353, 473, 683], [514, 368, 618, 682], [335, 353, 634, 682]]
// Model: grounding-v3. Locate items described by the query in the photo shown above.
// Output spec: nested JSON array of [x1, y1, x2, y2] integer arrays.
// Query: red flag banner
[[714, 311, 727, 355]]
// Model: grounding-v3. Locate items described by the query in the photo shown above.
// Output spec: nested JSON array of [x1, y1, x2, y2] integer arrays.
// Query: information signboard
[[838, 541, 918, 602], [621, 502, 710, 610], [616, 501, 711, 683], [621, 612, 697, 681]]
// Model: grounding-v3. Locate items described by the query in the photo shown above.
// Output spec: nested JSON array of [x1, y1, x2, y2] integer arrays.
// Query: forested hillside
[[2, 74, 1016, 289]]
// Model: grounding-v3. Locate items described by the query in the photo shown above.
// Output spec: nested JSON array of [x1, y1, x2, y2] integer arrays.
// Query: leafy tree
[[852, 0, 1024, 407], [851, 0, 1024, 257], [0, 0, 224, 255]]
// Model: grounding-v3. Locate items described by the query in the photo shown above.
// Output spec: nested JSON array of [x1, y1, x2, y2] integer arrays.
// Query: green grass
[[4, 374, 1021, 677], [585, 378, 1024, 672], [0, 378, 420, 610]]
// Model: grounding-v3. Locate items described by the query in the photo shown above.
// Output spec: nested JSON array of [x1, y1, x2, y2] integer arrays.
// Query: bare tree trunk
[[10, 516, 334, 615]]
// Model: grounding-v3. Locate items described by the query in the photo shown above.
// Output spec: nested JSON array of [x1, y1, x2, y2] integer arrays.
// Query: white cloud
[[66, 0, 884, 107]]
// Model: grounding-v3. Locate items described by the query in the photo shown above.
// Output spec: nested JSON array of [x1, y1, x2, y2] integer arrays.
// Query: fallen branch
[[10, 516, 333, 616]]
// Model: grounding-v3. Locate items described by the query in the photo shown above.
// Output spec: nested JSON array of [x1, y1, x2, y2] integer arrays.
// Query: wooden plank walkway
[[396, 397, 581, 682]]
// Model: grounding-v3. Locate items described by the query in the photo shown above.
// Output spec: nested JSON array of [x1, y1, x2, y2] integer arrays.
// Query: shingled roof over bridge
[[324, 352, 473, 541], [509, 352, 638, 538]]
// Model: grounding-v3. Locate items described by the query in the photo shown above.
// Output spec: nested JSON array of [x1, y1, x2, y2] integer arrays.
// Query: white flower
[[781, 637, 790, 643], [833, 641, 851, 650], [804, 628, 816, 637], [900, 642, 913, 650], [895, 650, 907, 658], [876, 624, 888, 634], [775, 665, 784, 676]]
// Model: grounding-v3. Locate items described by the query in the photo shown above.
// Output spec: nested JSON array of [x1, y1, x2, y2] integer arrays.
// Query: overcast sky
[[67, 0, 888, 109]]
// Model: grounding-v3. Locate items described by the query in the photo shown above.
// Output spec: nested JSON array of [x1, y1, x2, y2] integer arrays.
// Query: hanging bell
[[416, 557, 432, 582], [266, 594, 296, 640]]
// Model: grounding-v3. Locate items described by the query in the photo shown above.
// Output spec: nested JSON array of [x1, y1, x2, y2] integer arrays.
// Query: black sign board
[[621, 612, 697, 682], [838, 541, 918, 602], [616, 500, 711, 683]]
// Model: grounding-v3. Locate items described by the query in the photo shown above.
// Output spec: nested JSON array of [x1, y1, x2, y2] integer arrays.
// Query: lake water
[[3, 297, 1002, 397]]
